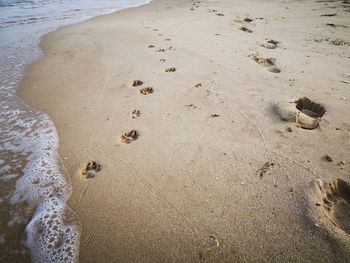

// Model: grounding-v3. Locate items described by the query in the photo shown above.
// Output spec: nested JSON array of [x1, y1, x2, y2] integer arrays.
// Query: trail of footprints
[[78, 25, 185, 179], [76, 2, 350, 238], [122, 26, 176, 144]]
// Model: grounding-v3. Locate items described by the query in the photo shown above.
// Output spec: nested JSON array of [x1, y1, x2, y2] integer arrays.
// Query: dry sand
[[18, 0, 350, 262]]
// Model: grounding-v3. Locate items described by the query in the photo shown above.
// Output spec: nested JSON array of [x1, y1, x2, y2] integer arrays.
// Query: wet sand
[[18, 0, 350, 262]]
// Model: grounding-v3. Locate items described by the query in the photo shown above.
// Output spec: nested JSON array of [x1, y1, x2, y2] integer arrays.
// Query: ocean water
[[0, 0, 149, 262]]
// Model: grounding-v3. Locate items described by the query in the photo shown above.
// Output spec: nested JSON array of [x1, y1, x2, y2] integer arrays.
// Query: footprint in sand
[[240, 26, 253, 33], [120, 130, 139, 144], [268, 67, 281, 73], [317, 178, 350, 235], [216, 13, 224, 16], [139, 87, 153, 95], [156, 48, 166, 52], [295, 97, 326, 129], [165, 67, 176, 72], [195, 82, 202, 88], [165, 38, 171, 41], [130, 109, 141, 118], [262, 43, 276, 49], [250, 53, 281, 73], [132, 80, 143, 87], [244, 17, 253, 23], [273, 97, 326, 129], [186, 104, 197, 109], [79, 160, 101, 179], [262, 39, 280, 49], [148, 44, 155, 48], [160, 58, 166, 62]]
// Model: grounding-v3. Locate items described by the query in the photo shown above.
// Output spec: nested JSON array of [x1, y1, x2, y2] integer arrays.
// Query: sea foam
[[0, 0, 150, 261], [0, 93, 79, 262]]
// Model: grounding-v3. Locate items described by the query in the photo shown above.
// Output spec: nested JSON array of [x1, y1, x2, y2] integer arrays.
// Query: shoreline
[[18, 0, 350, 262], [0, 1, 151, 262]]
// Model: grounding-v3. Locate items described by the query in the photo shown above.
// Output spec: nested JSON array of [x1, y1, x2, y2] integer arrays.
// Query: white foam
[[0, 105, 80, 262], [0, 20, 80, 261]]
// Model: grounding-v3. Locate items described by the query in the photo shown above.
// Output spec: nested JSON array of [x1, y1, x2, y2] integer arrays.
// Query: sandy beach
[[18, 0, 350, 261]]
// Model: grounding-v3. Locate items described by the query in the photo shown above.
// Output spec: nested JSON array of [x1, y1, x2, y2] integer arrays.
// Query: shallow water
[[0, 0, 149, 262]]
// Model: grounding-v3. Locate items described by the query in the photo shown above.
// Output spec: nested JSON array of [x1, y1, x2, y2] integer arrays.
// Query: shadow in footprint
[[321, 13, 337, 16], [139, 87, 153, 95], [132, 80, 143, 87], [244, 17, 253, 22], [120, 130, 139, 144], [240, 26, 253, 33], [165, 67, 176, 72], [130, 109, 141, 119], [79, 160, 101, 179]]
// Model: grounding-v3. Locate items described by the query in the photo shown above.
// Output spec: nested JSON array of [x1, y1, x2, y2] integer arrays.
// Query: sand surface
[[18, 0, 350, 262]]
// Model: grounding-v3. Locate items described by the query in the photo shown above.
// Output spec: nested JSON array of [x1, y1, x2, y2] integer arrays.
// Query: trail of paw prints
[[249, 53, 281, 73], [146, 26, 174, 52], [119, 80, 146, 147]]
